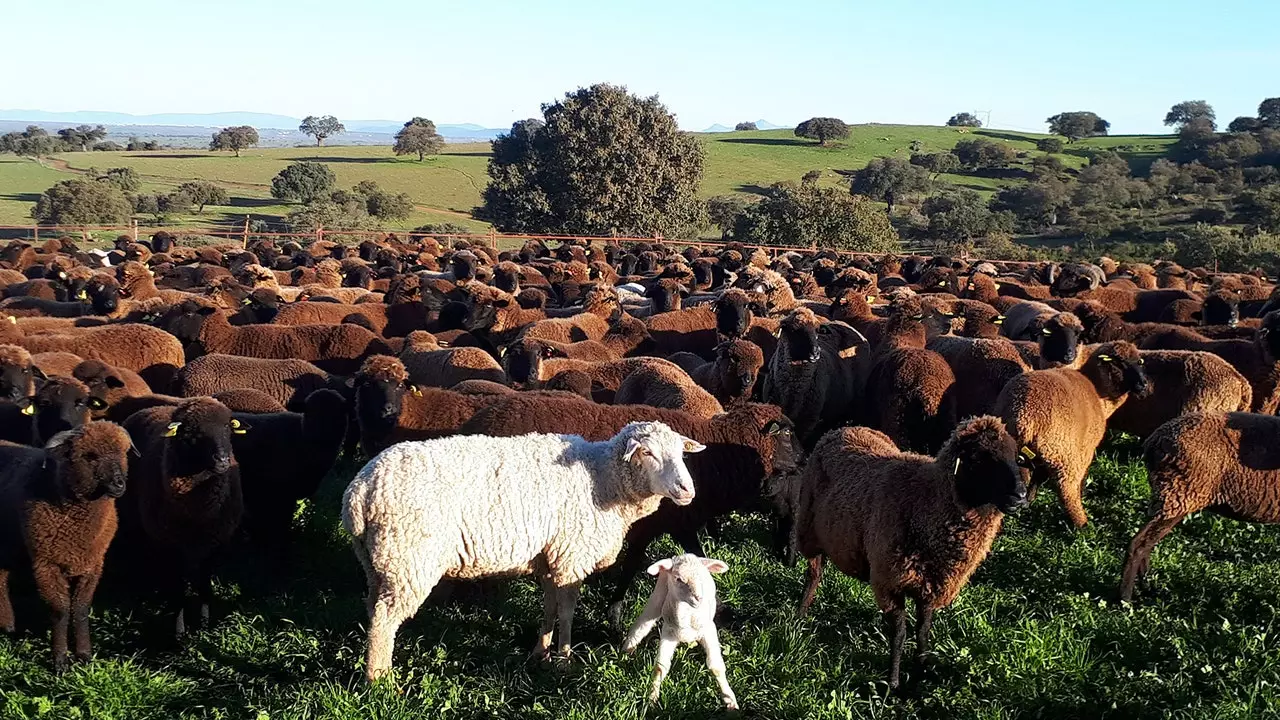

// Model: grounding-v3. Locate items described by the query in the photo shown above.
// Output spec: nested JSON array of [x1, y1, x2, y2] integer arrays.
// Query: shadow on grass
[[976, 130, 1037, 144], [227, 196, 284, 208], [0, 192, 41, 203], [734, 184, 775, 196], [717, 138, 812, 147], [298, 156, 400, 164]]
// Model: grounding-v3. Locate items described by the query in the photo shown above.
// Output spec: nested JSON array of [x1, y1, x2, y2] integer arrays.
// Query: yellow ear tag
[[1042, 327, 1052, 335], [7, 316, 15, 324], [21, 403, 35, 416], [866, 295, 876, 303], [163, 422, 181, 437], [1019, 446, 1037, 461], [242, 298, 253, 305], [994, 283, 1002, 290], [410, 385, 422, 396], [937, 280, 947, 287], [773, 328, 782, 338], [1098, 354, 1112, 362], [230, 419, 247, 435], [78, 290, 88, 300], [994, 316, 1005, 325]]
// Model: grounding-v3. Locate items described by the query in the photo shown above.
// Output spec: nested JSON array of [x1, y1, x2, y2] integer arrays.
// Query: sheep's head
[[937, 415, 1028, 514], [159, 299, 219, 348], [648, 553, 728, 608], [500, 338, 566, 388], [385, 273, 423, 305], [828, 267, 875, 296], [963, 273, 998, 300], [713, 289, 762, 340], [492, 262, 521, 294], [581, 284, 622, 322], [343, 264, 374, 289], [0, 343, 38, 402], [1036, 312, 1083, 366], [644, 279, 687, 315], [45, 422, 130, 501], [779, 308, 823, 364], [616, 421, 702, 506], [115, 261, 153, 297], [1052, 263, 1101, 297], [450, 251, 479, 285], [161, 397, 239, 478], [237, 289, 282, 324], [28, 376, 100, 445], [544, 369, 594, 399], [461, 289, 514, 333], [72, 360, 131, 420], [1257, 312, 1280, 361], [1202, 291, 1240, 328], [1084, 342, 1151, 399], [82, 274, 121, 315], [353, 355, 411, 431], [713, 339, 764, 403], [829, 290, 874, 323]]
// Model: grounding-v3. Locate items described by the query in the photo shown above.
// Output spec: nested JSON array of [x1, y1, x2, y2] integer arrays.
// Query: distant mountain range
[[701, 120, 787, 133]]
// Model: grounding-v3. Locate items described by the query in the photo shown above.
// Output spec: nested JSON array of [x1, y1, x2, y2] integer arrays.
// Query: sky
[[6, 0, 1278, 134]]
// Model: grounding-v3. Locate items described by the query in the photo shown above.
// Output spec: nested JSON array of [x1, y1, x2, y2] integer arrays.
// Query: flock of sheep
[[0, 230, 1278, 708]]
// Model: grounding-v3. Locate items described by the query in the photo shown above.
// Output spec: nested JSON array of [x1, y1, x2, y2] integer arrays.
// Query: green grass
[[0, 126, 1179, 237], [4, 436, 1280, 719]]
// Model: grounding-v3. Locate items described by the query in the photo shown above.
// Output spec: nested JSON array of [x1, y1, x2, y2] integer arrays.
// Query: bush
[[734, 122, 757, 131], [732, 181, 900, 252], [91, 141, 124, 152], [1036, 137, 1065, 153], [706, 195, 756, 238], [31, 180, 133, 225], [794, 117, 850, 146], [271, 162, 336, 203], [951, 138, 1017, 169], [97, 167, 141, 192]]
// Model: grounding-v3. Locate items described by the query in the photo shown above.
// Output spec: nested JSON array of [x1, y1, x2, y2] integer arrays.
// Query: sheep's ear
[[701, 558, 729, 575], [681, 436, 706, 454], [493, 297, 511, 308], [623, 438, 644, 462], [30, 365, 46, 382], [678, 285, 690, 298], [498, 345, 508, 357], [104, 375, 125, 389], [87, 397, 108, 411], [866, 295, 876, 303], [646, 559, 673, 576], [162, 422, 181, 437], [408, 384, 423, 396]]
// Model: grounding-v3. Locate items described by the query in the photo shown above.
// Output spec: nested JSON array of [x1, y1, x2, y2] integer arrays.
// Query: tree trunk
[[418, 151, 424, 161], [317, 137, 323, 147], [234, 148, 241, 157]]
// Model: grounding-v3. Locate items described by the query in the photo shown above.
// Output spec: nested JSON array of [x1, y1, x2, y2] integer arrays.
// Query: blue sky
[[7, 0, 1277, 133]]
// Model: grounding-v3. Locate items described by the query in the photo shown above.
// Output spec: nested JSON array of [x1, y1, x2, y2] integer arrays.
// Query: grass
[[4, 434, 1280, 719], [0, 126, 1179, 237]]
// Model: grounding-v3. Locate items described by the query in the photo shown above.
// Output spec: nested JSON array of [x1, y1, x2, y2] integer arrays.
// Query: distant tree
[[1176, 117, 1218, 159], [286, 196, 373, 232], [393, 117, 445, 161], [946, 112, 982, 128], [351, 180, 413, 221], [209, 126, 259, 157], [992, 179, 1071, 229], [1258, 98, 1280, 129], [920, 189, 1012, 243], [56, 125, 107, 152], [270, 161, 336, 203], [126, 137, 160, 151], [1164, 100, 1216, 131], [794, 117, 850, 146], [850, 156, 930, 214], [159, 189, 193, 216], [98, 167, 140, 192], [31, 179, 133, 225], [481, 85, 705, 236], [732, 181, 900, 252], [91, 141, 124, 152], [909, 151, 960, 179], [1036, 137, 1065, 153], [734, 121, 758, 131], [177, 181, 229, 213], [1237, 185, 1280, 232], [1, 126, 61, 159], [706, 195, 755, 238], [412, 222, 472, 237], [1046, 111, 1110, 141], [299, 115, 345, 146], [951, 138, 1017, 169], [1228, 116, 1262, 133]]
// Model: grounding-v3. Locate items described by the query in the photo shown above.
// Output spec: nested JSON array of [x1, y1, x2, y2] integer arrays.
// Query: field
[[0, 127, 1178, 233], [3, 434, 1280, 719]]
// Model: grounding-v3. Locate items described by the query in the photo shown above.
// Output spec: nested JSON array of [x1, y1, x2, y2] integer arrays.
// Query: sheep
[[763, 307, 868, 447], [926, 335, 1031, 420], [0, 422, 130, 672], [863, 298, 957, 454], [1139, 311, 1280, 414], [7, 322, 185, 392], [614, 361, 725, 418], [499, 337, 676, 399], [458, 396, 801, 622], [342, 421, 705, 681], [1076, 286, 1200, 323], [29, 351, 83, 379], [1107, 350, 1253, 437], [399, 331, 506, 388], [0, 376, 101, 446], [1120, 411, 1280, 601], [121, 397, 243, 637], [71, 360, 152, 419], [777, 416, 1029, 689], [174, 354, 342, 411], [0, 343, 39, 402], [621, 554, 737, 710], [668, 338, 764, 406], [1000, 302, 1083, 367], [994, 341, 1151, 527]]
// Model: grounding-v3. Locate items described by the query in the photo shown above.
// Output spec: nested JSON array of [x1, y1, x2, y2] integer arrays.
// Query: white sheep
[[622, 553, 738, 710], [341, 421, 705, 682]]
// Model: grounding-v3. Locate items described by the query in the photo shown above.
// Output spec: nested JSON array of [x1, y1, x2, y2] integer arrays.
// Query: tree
[[1229, 116, 1262, 133], [98, 167, 140, 192], [946, 112, 982, 128], [92, 141, 124, 151], [992, 179, 1071, 230], [734, 122, 757, 131], [1176, 117, 1218, 156], [1046, 111, 1110, 141], [299, 115, 345, 146], [1164, 100, 1216, 131], [177, 181, 229, 213], [481, 85, 705, 237], [794, 117, 850, 146], [732, 181, 900, 252], [1237, 185, 1280, 232], [909, 152, 960, 179], [850, 156, 930, 214], [1036, 137, 1065, 153], [209, 126, 259, 157], [56, 125, 107, 152], [351, 180, 413, 221], [706, 195, 755, 238], [951, 138, 1017, 169], [127, 137, 160, 151], [393, 117, 445, 161], [270, 162, 336, 203], [286, 195, 372, 232], [920, 189, 1012, 244], [1, 126, 61, 159], [1258, 98, 1280, 129], [31, 179, 132, 225]]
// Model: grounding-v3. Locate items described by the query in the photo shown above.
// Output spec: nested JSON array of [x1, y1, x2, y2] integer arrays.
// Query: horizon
[[7, 0, 1277, 136]]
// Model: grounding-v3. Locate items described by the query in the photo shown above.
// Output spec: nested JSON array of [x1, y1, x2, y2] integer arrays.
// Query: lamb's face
[[645, 282, 685, 315], [715, 340, 762, 400], [779, 310, 822, 364], [1038, 313, 1082, 366], [1089, 343, 1151, 399], [163, 399, 238, 477], [648, 554, 728, 608], [49, 423, 129, 500], [354, 374, 407, 429], [714, 293, 753, 340], [501, 340, 564, 389], [621, 422, 702, 506], [31, 378, 100, 444], [946, 418, 1029, 514], [84, 277, 120, 315]]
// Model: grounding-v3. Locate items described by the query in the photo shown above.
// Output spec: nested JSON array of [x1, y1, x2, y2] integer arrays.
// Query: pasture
[[2, 436, 1278, 719]]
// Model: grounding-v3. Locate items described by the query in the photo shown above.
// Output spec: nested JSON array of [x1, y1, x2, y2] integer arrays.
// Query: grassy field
[[3, 433, 1280, 719], [0, 127, 1178, 234]]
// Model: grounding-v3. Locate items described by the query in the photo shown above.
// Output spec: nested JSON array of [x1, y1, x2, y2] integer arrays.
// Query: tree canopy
[[299, 115, 345, 146], [920, 189, 1013, 244], [734, 121, 758, 131], [951, 138, 1017, 169], [209, 126, 259, 156], [270, 162, 337, 203], [393, 117, 445, 161], [1164, 101, 1216, 130], [31, 179, 133, 225], [56, 125, 107, 152], [177, 181, 229, 213], [732, 181, 900, 252], [1260, 98, 1280, 129], [850, 156, 930, 214], [946, 112, 982, 127], [481, 84, 705, 237], [0, 126, 61, 159], [794, 117, 850, 146], [1046, 111, 1110, 141]]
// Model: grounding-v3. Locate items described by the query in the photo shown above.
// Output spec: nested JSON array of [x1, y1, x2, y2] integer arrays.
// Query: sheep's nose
[[381, 405, 399, 418], [212, 455, 233, 473]]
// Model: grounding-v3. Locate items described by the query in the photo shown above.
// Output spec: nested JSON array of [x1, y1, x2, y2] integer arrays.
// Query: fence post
[[489, 227, 497, 253], [242, 216, 250, 249], [316, 225, 324, 246], [131, 219, 139, 243], [32, 224, 38, 245]]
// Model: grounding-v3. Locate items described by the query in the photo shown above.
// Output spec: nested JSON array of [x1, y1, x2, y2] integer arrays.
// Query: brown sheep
[[1075, 286, 1200, 323], [499, 337, 674, 399], [863, 298, 957, 454], [926, 335, 1031, 421], [614, 362, 725, 418], [764, 307, 868, 447], [1107, 350, 1253, 437], [1139, 311, 1280, 414], [7, 322, 184, 393], [0, 422, 130, 672], [30, 351, 86, 378], [995, 341, 1151, 528], [1120, 412, 1280, 601], [71, 359, 152, 419], [0, 343, 39, 402], [400, 331, 506, 388], [779, 417, 1029, 689], [175, 354, 341, 411], [668, 339, 765, 407], [103, 389, 287, 425]]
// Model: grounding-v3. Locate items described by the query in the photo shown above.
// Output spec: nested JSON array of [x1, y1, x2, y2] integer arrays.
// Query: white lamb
[[341, 421, 705, 682], [622, 553, 738, 710]]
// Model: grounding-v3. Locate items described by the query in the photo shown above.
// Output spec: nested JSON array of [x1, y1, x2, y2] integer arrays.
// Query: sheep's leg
[[31, 563, 71, 673], [555, 582, 582, 658], [195, 567, 214, 628], [621, 580, 668, 654], [797, 555, 824, 617], [366, 570, 437, 683], [884, 607, 907, 690], [1120, 513, 1185, 601], [648, 633, 678, 704], [914, 603, 934, 662], [71, 569, 103, 662], [0, 570, 13, 633], [532, 577, 559, 660], [700, 631, 738, 710], [774, 513, 795, 564], [1053, 458, 1092, 528]]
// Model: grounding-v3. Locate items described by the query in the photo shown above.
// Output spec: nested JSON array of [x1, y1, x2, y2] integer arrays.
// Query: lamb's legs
[[648, 634, 678, 704], [700, 632, 738, 710], [797, 555, 824, 617], [621, 580, 668, 654], [71, 569, 103, 662], [532, 577, 558, 660], [32, 563, 71, 673], [884, 607, 907, 689], [555, 582, 582, 657], [0, 570, 13, 633], [914, 603, 934, 662], [1054, 459, 1092, 528], [1120, 513, 1185, 601]]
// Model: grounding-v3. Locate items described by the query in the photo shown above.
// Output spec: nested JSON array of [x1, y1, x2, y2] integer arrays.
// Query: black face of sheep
[[762, 418, 802, 477], [31, 379, 101, 445], [163, 400, 239, 477], [84, 278, 120, 315], [1038, 316, 1081, 365], [714, 295, 754, 340], [901, 257, 928, 284], [1052, 264, 1099, 297], [501, 340, 565, 388], [1090, 346, 1152, 399], [344, 265, 374, 289], [947, 420, 1029, 513], [450, 253, 478, 284], [645, 283, 686, 315], [461, 296, 499, 333], [1202, 293, 1240, 327], [354, 375, 407, 431], [161, 301, 218, 346], [493, 266, 519, 293], [779, 313, 822, 364], [0, 360, 39, 403], [1258, 312, 1280, 360]]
